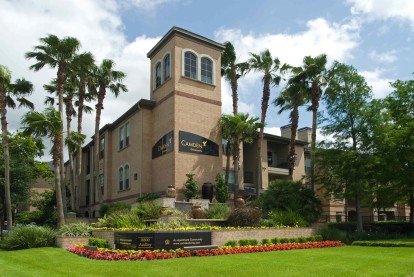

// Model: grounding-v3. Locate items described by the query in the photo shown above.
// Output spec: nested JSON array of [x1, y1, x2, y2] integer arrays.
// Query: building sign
[[179, 131, 219, 157], [114, 231, 212, 250], [152, 131, 174, 159]]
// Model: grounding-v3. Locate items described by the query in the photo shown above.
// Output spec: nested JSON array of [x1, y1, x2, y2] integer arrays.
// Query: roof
[[264, 132, 309, 146], [147, 26, 225, 58]]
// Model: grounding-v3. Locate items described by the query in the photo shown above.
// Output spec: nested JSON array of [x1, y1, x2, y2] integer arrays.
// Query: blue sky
[[1, 0, 413, 159]]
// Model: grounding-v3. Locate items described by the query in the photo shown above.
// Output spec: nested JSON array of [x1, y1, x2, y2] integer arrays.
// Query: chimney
[[297, 127, 312, 142], [280, 124, 297, 139]]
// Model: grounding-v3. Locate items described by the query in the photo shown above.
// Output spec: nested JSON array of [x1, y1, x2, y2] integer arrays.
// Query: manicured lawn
[[1, 246, 414, 277]]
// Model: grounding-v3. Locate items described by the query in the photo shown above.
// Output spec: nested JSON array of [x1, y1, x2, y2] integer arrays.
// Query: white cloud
[[264, 127, 281, 136], [214, 17, 361, 67], [360, 69, 393, 98], [120, 0, 186, 10], [0, 0, 159, 160], [369, 50, 398, 63], [347, 0, 414, 29]]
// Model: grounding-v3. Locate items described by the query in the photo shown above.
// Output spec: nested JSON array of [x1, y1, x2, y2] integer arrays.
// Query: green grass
[[1, 246, 414, 277]]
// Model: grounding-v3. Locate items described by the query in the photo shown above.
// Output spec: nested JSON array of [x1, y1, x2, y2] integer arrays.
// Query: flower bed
[[67, 241, 344, 261]]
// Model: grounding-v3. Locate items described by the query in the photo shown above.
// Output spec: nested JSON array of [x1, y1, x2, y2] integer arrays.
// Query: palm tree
[[0, 64, 34, 230], [44, 79, 77, 210], [21, 107, 65, 227], [221, 41, 249, 115], [290, 54, 328, 190], [71, 52, 95, 210], [274, 80, 305, 178], [219, 113, 262, 199], [26, 34, 81, 213], [248, 49, 281, 197], [89, 59, 127, 211]]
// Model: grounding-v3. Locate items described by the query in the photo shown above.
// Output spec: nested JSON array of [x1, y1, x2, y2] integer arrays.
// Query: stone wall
[[55, 236, 89, 249]]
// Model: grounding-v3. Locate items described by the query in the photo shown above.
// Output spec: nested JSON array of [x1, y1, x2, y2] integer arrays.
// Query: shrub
[[204, 204, 231, 219], [99, 202, 130, 217], [279, 238, 289, 243], [238, 239, 249, 246], [259, 179, 321, 224], [224, 240, 237, 247], [184, 173, 199, 201], [289, 238, 298, 243], [260, 218, 275, 227], [137, 193, 161, 203], [270, 238, 280, 244], [215, 173, 228, 203], [298, 237, 307, 243], [134, 201, 162, 220], [269, 209, 307, 227], [318, 227, 347, 242], [58, 222, 92, 237], [104, 209, 144, 229], [0, 225, 56, 250], [261, 238, 270, 245], [88, 237, 110, 248], [227, 207, 261, 227]]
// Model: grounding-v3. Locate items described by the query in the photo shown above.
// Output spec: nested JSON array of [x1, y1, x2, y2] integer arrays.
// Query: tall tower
[[146, 27, 225, 197]]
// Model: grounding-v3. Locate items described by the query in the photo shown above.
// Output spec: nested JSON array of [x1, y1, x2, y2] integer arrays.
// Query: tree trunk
[[310, 82, 320, 192], [66, 100, 75, 211], [93, 86, 105, 215], [76, 81, 86, 211], [0, 90, 12, 230], [224, 142, 230, 187], [256, 74, 271, 198], [233, 138, 240, 200], [410, 190, 414, 223], [288, 106, 299, 178], [231, 67, 238, 115], [355, 193, 363, 232], [57, 66, 67, 214], [54, 133, 65, 227]]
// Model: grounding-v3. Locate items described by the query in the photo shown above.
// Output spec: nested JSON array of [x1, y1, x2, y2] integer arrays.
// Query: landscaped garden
[[1, 245, 414, 277]]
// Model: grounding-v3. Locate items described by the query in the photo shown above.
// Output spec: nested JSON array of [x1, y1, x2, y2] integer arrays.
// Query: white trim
[[181, 49, 216, 85]]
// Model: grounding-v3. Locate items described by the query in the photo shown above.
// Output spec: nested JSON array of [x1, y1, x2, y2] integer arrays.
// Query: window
[[119, 167, 124, 191], [99, 174, 104, 195], [155, 62, 162, 88], [164, 54, 171, 80], [99, 137, 104, 159], [304, 156, 311, 174], [124, 164, 130, 190], [201, 57, 213, 84], [119, 122, 130, 150], [125, 122, 130, 146], [184, 51, 197, 79]]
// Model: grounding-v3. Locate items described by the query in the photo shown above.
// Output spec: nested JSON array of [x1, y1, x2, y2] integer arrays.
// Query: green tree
[[259, 179, 321, 224], [21, 107, 66, 227], [0, 133, 48, 230], [218, 113, 262, 199], [221, 41, 249, 115], [318, 62, 373, 232], [290, 54, 328, 190], [89, 59, 127, 210], [71, 52, 95, 211], [215, 173, 228, 203], [248, 49, 281, 196], [382, 78, 414, 222], [274, 68, 306, 178], [26, 34, 81, 213], [0, 64, 34, 230], [184, 173, 198, 201]]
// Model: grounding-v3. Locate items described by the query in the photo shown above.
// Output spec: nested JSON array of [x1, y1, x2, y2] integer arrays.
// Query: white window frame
[[119, 122, 130, 150], [200, 56, 213, 84], [181, 49, 215, 85]]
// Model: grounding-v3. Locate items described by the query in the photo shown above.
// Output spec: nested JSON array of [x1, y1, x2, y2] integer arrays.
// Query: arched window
[[118, 167, 124, 191], [164, 54, 171, 81], [155, 62, 162, 88], [201, 57, 213, 84], [184, 52, 197, 80], [124, 164, 130, 190]]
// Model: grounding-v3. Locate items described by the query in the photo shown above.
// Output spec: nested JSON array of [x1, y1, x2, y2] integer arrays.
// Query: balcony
[[267, 156, 288, 175]]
